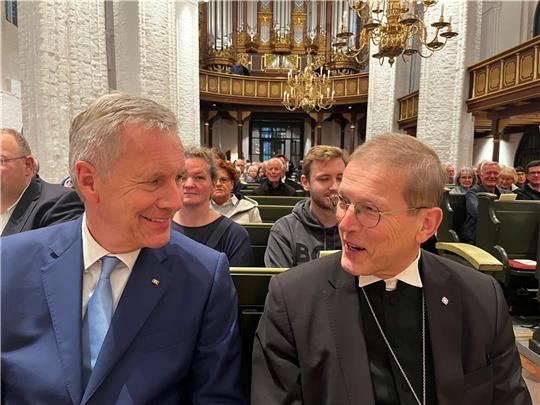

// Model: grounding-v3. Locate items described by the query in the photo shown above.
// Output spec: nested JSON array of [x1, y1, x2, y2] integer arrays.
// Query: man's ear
[[74, 161, 100, 203], [416, 207, 443, 244], [300, 174, 310, 191], [24, 155, 36, 176]]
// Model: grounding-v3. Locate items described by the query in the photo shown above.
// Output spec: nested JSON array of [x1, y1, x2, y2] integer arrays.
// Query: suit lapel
[[324, 258, 376, 405], [2, 178, 40, 236], [82, 247, 174, 404], [421, 252, 464, 405], [40, 219, 84, 405]]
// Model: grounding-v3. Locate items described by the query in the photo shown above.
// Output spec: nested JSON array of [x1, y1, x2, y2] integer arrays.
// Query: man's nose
[[158, 180, 183, 211]]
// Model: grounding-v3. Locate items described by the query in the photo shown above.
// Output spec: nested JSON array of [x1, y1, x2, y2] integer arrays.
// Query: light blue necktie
[[87, 255, 120, 369]]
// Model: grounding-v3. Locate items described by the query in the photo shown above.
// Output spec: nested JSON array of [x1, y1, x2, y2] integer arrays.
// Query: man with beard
[[264, 146, 347, 268]]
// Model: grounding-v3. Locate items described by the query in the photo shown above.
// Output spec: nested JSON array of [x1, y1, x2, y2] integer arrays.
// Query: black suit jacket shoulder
[[2, 177, 84, 236], [252, 251, 531, 405]]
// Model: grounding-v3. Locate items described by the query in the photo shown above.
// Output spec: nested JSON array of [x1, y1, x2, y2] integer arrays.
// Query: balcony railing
[[467, 36, 540, 112], [397, 90, 419, 129], [199, 69, 369, 106]]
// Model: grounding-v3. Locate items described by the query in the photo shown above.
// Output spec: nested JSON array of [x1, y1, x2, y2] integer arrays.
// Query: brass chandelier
[[335, 0, 458, 66], [282, 52, 336, 113]]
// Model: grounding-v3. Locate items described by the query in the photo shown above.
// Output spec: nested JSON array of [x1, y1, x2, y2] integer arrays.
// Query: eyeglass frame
[[0, 155, 28, 165], [329, 193, 429, 228]]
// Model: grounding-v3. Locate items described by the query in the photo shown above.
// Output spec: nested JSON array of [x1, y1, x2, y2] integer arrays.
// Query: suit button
[[402, 381, 410, 392], [394, 338, 402, 348]]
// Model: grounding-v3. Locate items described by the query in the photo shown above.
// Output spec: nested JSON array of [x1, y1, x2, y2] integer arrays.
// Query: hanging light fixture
[[335, 0, 458, 66], [282, 50, 336, 113]]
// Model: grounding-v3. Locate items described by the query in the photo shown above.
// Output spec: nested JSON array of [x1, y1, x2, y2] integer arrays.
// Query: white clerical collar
[[81, 213, 140, 272], [358, 250, 422, 291]]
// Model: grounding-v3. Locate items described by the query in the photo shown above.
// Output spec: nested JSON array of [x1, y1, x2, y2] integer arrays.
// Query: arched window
[[514, 126, 540, 167]]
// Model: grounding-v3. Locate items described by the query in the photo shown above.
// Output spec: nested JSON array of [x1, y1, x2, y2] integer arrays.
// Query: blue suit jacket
[[1, 218, 244, 404]]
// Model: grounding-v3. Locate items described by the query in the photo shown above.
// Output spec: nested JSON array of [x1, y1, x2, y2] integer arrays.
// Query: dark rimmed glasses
[[328, 194, 428, 228]]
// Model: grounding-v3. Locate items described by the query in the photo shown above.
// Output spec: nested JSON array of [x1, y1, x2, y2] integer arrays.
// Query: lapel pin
[[152, 278, 160, 286], [441, 296, 449, 305]]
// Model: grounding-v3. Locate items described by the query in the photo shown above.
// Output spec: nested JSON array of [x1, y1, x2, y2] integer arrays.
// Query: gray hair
[[478, 160, 499, 174], [1, 128, 31, 155], [349, 133, 446, 208], [68, 93, 177, 190], [455, 166, 477, 186], [184, 146, 217, 182]]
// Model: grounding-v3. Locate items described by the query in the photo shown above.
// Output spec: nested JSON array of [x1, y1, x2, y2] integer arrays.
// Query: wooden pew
[[230, 266, 287, 400], [251, 195, 306, 206], [243, 223, 273, 267], [437, 190, 466, 242], [258, 204, 294, 222], [475, 196, 540, 291]]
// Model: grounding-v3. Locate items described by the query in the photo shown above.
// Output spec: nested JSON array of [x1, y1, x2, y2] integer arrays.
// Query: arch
[[514, 125, 540, 167]]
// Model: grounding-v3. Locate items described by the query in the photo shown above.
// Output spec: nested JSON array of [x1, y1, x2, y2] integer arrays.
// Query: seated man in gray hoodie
[[264, 146, 347, 268]]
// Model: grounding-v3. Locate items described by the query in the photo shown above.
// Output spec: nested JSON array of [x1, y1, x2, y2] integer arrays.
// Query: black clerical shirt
[[358, 280, 437, 405]]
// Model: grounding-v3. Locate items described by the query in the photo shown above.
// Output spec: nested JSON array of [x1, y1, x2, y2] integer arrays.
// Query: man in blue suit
[[2, 93, 244, 404]]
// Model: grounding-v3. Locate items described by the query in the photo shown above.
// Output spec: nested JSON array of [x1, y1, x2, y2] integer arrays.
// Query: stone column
[[18, 1, 108, 181], [416, 0, 483, 168], [113, 1, 199, 146], [365, 50, 410, 138], [113, 1, 178, 116], [175, 0, 200, 146]]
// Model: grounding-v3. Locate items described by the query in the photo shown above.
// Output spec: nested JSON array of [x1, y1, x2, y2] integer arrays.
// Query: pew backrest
[[251, 195, 306, 206], [243, 223, 273, 266], [258, 204, 294, 222], [438, 190, 466, 242], [476, 196, 540, 286], [476, 197, 540, 261]]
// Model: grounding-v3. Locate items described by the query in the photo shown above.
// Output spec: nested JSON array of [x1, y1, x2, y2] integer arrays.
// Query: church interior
[[2, 0, 540, 401]]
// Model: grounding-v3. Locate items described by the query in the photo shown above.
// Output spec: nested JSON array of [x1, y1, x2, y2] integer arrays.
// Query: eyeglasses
[[0, 155, 27, 165], [528, 171, 540, 176], [329, 194, 428, 228]]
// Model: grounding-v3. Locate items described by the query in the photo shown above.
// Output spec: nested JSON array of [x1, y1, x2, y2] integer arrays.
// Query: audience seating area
[[436, 191, 540, 314], [476, 196, 540, 289]]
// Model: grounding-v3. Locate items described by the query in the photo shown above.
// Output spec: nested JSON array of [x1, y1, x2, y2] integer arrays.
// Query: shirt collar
[[358, 250, 422, 291], [82, 213, 141, 272]]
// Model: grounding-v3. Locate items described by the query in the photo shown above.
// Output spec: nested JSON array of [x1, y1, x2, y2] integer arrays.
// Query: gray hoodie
[[264, 199, 341, 268]]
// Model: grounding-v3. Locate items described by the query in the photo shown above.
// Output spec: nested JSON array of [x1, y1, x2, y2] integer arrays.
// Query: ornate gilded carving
[[200, 69, 368, 107]]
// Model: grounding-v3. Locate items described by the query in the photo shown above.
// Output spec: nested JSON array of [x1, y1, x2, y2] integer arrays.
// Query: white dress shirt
[[358, 250, 423, 291], [81, 214, 140, 317]]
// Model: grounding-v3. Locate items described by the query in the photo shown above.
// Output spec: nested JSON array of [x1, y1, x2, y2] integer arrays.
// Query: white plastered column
[[416, 0, 483, 169], [113, 0, 200, 146], [18, 1, 108, 182], [365, 47, 410, 138], [175, 0, 200, 146]]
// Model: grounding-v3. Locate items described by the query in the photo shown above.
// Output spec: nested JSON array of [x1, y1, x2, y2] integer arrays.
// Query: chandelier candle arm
[[340, 0, 458, 66]]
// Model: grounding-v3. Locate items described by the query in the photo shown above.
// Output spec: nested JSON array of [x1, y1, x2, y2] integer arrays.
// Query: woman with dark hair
[[173, 147, 254, 266], [211, 160, 262, 223]]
